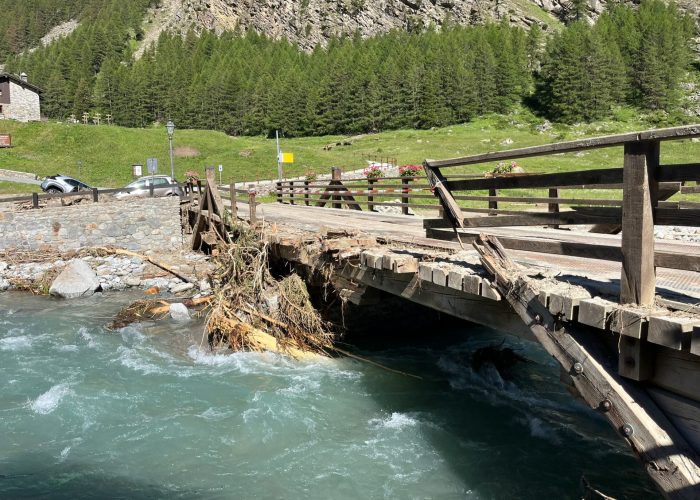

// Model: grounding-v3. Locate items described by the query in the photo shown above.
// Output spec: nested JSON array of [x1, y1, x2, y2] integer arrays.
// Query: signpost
[[275, 130, 294, 180], [218, 164, 223, 185], [132, 164, 143, 177], [0, 134, 11, 148]]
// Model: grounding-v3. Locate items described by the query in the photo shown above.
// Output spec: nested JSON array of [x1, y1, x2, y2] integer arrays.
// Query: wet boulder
[[49, 260, 100, 299], [169, 302, 191, 322]]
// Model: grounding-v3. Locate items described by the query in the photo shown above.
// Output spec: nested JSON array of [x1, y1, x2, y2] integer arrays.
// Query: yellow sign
[[281, 152, 294, 164]]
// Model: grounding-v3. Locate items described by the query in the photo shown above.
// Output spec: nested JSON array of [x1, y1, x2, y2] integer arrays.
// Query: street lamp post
[[166, 120, 175, 181]]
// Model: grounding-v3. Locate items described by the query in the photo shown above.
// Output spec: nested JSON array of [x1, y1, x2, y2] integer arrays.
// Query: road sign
[[218, 164, 223, 172], [147, 157, 158, 174], [279, 152, 294, 164]]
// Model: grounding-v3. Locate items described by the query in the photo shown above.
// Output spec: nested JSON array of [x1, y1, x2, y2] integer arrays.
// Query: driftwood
[[473, 234, 700, 500]]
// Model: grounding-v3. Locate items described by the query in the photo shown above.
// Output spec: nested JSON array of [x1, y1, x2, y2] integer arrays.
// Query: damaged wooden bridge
[[194, 125, 700, 499]]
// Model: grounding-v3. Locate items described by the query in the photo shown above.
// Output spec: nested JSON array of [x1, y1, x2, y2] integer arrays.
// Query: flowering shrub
[[491, 161, 520, 175], [185, 170, 200, 183], [399, 164, 422, 177], [304, 171, 317, 182], [364, 165, 383, 179]]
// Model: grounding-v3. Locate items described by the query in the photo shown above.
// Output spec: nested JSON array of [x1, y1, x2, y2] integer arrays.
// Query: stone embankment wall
[[0, 197, 183, 253]]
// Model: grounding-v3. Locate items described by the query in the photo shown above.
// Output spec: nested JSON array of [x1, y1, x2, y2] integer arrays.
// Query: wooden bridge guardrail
[[422, 124, 700, 307]]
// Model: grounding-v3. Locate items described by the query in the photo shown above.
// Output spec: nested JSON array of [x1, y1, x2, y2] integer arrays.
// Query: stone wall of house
[[5, 81, 40, 122], [0, 197, 183, 253]]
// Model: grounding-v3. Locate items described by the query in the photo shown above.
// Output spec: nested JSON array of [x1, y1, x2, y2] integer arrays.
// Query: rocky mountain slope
[[140, 0, 699, 51]]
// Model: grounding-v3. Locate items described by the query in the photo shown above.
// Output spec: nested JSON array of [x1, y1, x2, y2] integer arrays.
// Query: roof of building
[[0, 73, 43, 94]]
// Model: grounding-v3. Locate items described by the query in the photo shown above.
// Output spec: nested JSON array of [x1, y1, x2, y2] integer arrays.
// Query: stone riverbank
[[0, 251, 213, 296]]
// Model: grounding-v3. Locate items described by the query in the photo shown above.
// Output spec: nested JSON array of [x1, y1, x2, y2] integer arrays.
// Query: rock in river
[[49, 260, 101, 299]]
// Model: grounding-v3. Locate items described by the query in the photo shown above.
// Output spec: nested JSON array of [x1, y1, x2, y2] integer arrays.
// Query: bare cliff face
[[141, 0, 699, 52]]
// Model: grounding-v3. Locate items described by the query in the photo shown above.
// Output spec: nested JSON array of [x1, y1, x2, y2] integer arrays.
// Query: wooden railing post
[[248, 185, 257, 225], [401, 177, 411, 215], [92, 188, 99, 203], [196, 179, 202, 200], [488, 188, 498, 213], [368, 179, 375, 212], [548, 188, 560, 229], [304, 180, 310, 206], [620, 140, 659, 306], [289, 180, 295, 205], [229, 181, 237, 219], [331, 167, 342, 209], [276, 181, 282, 203], [32, 192, 39, 209]]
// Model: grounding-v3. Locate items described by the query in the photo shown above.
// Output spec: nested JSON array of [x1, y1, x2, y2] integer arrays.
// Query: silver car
[[115, 175, 182, 199], [41, 175, 91, 194]]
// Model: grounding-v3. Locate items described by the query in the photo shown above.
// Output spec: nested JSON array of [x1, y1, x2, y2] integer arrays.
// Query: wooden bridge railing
[[423, 124, 700, 306], [274, 166, 443, 216]]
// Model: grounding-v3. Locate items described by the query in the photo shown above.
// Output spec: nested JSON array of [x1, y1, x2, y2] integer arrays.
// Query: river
[[0, 292, 657, 499]]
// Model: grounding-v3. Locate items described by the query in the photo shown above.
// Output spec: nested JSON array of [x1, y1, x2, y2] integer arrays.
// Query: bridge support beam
[[620, 140, 659, 306]]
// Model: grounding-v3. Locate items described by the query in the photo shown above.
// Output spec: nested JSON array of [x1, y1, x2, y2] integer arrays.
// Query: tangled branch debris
[[204, 225, 334, 358]]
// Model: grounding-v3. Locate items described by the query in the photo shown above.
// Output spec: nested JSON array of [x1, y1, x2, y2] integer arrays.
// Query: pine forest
[[2, 0, 696, 136]]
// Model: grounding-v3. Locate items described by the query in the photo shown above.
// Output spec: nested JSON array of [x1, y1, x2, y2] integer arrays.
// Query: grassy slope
[[1, 110, 699, 199]]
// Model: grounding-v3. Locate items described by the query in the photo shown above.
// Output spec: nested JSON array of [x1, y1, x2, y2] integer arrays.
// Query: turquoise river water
[[0, 292, 658, 499]]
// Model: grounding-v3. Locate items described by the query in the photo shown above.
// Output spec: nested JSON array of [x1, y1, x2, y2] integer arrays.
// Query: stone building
[[0, 73, 42, 122]]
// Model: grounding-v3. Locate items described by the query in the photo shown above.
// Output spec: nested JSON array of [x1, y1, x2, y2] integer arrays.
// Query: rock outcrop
[[138, 0, 699, 53]]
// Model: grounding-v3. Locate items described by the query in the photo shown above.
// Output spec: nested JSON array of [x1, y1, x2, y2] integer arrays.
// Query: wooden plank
[[461, 209, 620, 228], [426, 125, 700, 169], [480, 278, 501, 301], [648, 387, 700, 453], [652, 349, 700, 401], [454, 194, 623, 207], [472, 234, 700, 498], [648, 316, 696, 351], [385, 254, 419, 274], [418, 263, 435, 282], [425, 164, 464, 228], [432, 267, 448, 287], [463, 274, 482, 295], [578, 298, 615, 330], [620, 141, 658, 306], [618, 336, 654, 382], [425, 226, 700, 272], [548, 291, 592, 322], [658, 163, 700, 182], [610, 309, 648, 340], [448, 270, 465, 290], [446, 168, 624, 191]]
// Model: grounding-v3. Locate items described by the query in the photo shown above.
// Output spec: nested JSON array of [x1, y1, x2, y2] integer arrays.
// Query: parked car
[[41, 174, 91, 194], [115, 175, 182, 199]]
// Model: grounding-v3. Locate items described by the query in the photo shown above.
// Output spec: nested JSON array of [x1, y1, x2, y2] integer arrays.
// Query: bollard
[[93, 188, 99, 203], [32, 192, 39, 209]]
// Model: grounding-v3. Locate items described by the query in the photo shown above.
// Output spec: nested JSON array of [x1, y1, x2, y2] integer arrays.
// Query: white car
[[115, 175, 182, 199]]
